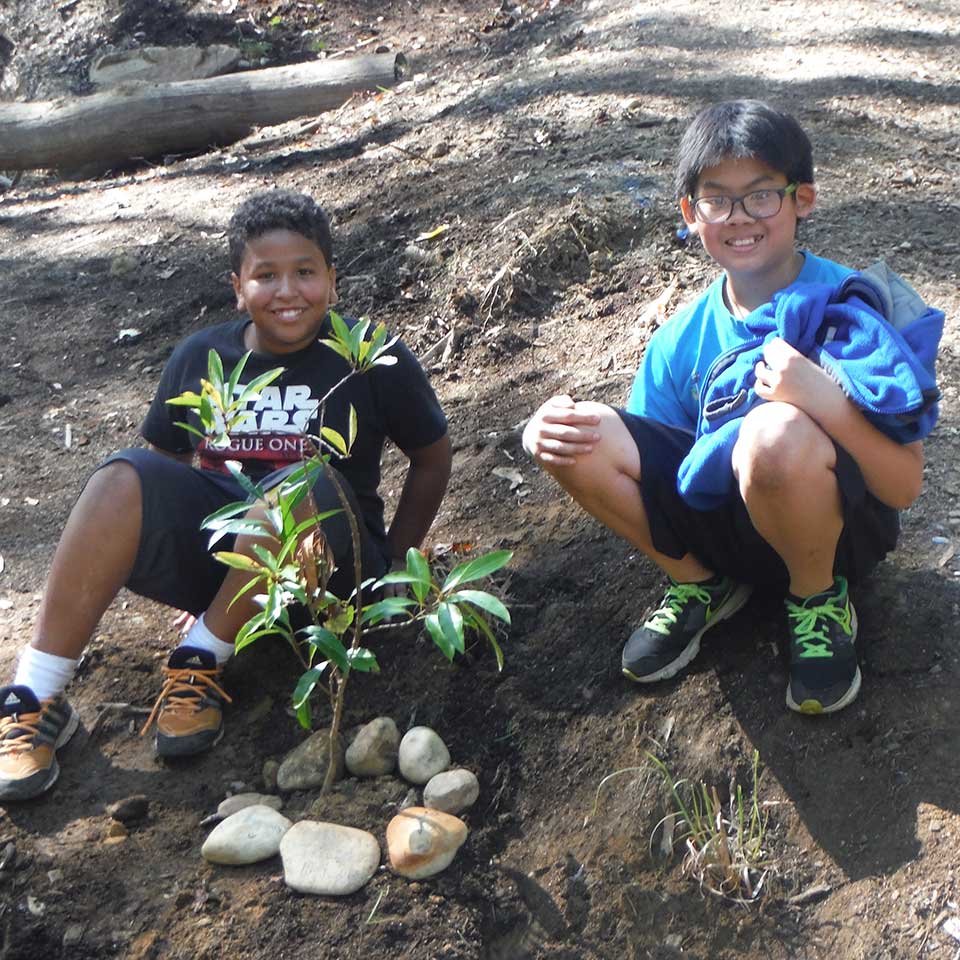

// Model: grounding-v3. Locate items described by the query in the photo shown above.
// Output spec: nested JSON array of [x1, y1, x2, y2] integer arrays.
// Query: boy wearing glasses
[[522, 99, 940, 715]]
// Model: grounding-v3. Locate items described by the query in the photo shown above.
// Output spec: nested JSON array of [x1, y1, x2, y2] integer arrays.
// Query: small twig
[[386, 142, 435, 166], [90, 702, 151, 736]]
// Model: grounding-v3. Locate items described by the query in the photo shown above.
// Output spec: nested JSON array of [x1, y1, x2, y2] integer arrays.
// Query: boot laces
[[140, 666, 232, 737], [643, 582, 713, 636]]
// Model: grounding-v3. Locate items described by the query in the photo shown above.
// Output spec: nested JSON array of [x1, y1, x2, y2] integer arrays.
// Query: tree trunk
[[0, 52, 408, 172]]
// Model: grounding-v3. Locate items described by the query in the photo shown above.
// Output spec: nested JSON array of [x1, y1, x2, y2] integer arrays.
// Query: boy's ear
[[794, 183, 817, 219], [327, 266, 338, 306], [679, 196, 699, 231], [230, 273, 246, 312]]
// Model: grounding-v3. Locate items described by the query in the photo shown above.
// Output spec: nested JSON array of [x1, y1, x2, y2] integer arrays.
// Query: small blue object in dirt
[[675, 225, 691, 245]]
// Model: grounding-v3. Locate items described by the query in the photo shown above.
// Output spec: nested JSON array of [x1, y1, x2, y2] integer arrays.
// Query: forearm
[[814, 401, 923, 509], [386, 437, 452, 559]]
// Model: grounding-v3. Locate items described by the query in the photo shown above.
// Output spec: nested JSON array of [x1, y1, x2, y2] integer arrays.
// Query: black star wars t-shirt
[[142, 316, 447, 550]]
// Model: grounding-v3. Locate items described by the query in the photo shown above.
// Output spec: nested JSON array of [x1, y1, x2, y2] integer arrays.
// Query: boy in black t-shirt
[[0, 191, 452, 800]]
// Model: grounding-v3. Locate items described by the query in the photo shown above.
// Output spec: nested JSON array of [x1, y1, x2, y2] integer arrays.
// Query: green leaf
[[207, 349, 225, 394], [296, 698, 312, 731], [438, 601, 465, 654], [199, 391, 215, 428], [223, 460, 265, 500], [348, 404, 358, 452], [265, 505, 284, 536], [424, 613, 456, 661], [346, 648, 380, 673], [250, 543, 280, 574], [206, 518, 273, 549], [318, 337, 354, 363], [203, 500, 255, 527], [320, 426, 347, 456], [213, 551, 264, 573], [299, 625, 349, 673], [173, 420, 206, 441], [166, 392, 203, 408], [233, 611, 269, 653], [461, 607, 504, 671], [443, 550, 513, 591], [372, 354, 398, 367], [406, 547, 432, 604], [330, 310, 351, 344], [236, 366, 285, 406], [448, 589, 511, 624], [226, 351, 251, 405], [293, 665, 328, 709], [372, 571, 422, 588], [360, 596, 417, 625], [348, 318, 370, 362], [325, 603, 354, 634]]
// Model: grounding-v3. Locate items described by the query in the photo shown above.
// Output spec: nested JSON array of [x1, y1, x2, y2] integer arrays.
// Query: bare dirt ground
[[1, 0, 959, 957]]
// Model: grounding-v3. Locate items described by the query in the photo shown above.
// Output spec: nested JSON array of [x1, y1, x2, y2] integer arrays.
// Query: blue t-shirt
[[626, 252, 854, 430]]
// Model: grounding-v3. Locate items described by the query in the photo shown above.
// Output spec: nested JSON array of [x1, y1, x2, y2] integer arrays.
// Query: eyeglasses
[[690, 183, 798, 224]]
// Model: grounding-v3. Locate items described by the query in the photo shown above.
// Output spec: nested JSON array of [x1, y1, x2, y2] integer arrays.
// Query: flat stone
[[398, 727, 450, 785], [201, 805, 292, 866], [386, 806, 467, 879], [277, 729, 345, 792], [423, 769, 479, 814], [345, 717, 400, 777], [217, 793, 283, 819], [280, 821, 380, 895], [89, 45, 241, 88]]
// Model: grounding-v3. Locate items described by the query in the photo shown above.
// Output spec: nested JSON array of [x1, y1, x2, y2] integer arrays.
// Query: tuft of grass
[[649, 750, 776, 903]]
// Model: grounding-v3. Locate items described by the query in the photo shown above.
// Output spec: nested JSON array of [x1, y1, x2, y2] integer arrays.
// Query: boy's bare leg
[[536, 402, 712, 583], [732, 402, 842, 596], [30, 461, 143, 660]]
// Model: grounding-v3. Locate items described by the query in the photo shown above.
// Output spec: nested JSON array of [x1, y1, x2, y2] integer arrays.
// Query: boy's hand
[[522, 394, 602, 466], [754, 338, 846, 424]]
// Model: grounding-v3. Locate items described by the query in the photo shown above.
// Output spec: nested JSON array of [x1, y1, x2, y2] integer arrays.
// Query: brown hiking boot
[[141, 646, 232, 758], [0, 685, 79, 801]]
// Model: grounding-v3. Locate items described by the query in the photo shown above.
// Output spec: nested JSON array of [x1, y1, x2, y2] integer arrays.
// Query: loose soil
[[1, 1, 959, 958]]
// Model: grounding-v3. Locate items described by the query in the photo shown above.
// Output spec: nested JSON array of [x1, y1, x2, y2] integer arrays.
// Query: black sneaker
[[140, 646, 232, 758], [785, 576, 860, 715], [622, 577, 753, 682], [0, 685, 79, 801]]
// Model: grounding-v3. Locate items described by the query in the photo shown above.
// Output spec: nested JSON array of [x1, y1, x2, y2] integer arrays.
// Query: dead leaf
[[938, 543, 955, 568], [415, 224, 450, 242], [492, 467, 524, 490]]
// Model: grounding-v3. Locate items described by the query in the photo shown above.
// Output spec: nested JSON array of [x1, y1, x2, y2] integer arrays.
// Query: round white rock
[[201, 805, 292, 865], [280, 821, 381, 896], [398, 726, 450, 785]]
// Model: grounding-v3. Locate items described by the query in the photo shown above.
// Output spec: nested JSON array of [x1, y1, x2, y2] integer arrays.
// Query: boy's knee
[[733, 403, 834, 490]]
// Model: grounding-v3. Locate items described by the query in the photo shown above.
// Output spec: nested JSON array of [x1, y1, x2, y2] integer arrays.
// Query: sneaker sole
[[0, 704, 80, 802], [786, 606, 860, 715], [155, 722, 224, 759], [623, 582, 754, 683]]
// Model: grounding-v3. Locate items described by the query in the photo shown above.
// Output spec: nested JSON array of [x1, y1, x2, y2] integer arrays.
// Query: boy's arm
[[386, 433, 453, 561], [756, 338, 923, 509]]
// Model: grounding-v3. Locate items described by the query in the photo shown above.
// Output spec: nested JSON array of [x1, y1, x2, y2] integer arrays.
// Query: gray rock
[[345, 717, 400, 777], [280, 821, 380, 895], [62, 924, 84, 947], [423, 769, 479, 814], [201, 805, 292, 865], [398, 726, 450, 785], [108, 794, 149, 825], [277, 729, 345, 792], [217, 793, 283, 819], [89, 45, 241, 88]]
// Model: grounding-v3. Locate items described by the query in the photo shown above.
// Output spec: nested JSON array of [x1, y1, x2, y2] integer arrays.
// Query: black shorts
[[101, 448, 390, 614], [616, 412, 900, 586]]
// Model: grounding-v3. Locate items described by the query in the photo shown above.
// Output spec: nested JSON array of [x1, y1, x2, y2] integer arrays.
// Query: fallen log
[[0, 52, 408, 172]]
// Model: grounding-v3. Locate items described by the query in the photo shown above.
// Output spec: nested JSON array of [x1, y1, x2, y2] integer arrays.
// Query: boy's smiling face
[[232, 229, 338, 355], [680, 155, 816, 297]]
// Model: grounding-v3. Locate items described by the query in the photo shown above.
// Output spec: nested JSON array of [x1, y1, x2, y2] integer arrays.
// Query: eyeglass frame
[[688, 182, 799, 224]]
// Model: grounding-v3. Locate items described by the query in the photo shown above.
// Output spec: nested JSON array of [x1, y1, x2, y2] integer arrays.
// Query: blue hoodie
[[675, 266, 943, 510]]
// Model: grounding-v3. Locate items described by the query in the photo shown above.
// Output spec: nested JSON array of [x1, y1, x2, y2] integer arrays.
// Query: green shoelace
[[643, 582, 715, 636], [786, 593, 852, 659]]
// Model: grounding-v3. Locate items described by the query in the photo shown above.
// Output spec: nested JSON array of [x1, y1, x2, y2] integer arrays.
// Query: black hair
[[675, 100, 814, 199], [227, 190, 334, 273]]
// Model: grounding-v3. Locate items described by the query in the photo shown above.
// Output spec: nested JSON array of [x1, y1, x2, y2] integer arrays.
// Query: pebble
[[62, 924, 84, 947], [345, 717, 400, 777], [398, 727, 450, 785], [277, 729, 345, 792], [108, 795, 149, 825], [107, 821, 128, 839], [217, 793, 283, 819], [386, 806, 468, 879], [201, 805, 292, 866], [280, 821, 380, 895], [423, 769, 479, 814], [262, 759, 280, 791]]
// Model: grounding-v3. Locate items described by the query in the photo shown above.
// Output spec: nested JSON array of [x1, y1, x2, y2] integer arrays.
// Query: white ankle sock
[[14, 646, 79, 701], [181, 615, 235, 665]]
